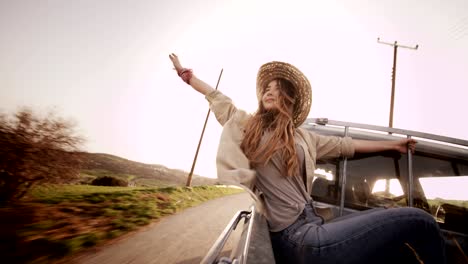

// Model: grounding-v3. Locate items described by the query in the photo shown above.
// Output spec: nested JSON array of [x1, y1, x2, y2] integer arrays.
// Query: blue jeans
[[270, 204, 446, 264]]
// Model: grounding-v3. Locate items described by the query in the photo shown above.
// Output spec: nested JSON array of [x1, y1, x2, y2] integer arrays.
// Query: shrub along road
[[67, 192, 253, 264]]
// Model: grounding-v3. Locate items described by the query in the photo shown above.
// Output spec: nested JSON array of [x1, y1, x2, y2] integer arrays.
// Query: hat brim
[[256, 61, 312, 127]]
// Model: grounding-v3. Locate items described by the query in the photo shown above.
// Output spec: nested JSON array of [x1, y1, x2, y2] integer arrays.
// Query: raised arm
[[170, 53, 242, 126], [352, 138, 417, 154], [169, 53, 214, 96]]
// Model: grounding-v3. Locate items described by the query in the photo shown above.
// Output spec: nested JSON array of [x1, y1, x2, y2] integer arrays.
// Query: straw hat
[[256, 61, 312, 127]]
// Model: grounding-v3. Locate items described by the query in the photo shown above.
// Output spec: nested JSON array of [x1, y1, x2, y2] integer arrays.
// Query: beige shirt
[[255, 133, 312, 231], [205, 90, 355, 220]]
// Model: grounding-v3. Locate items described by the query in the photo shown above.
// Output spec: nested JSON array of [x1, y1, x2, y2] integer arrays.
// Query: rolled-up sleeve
[[205, 90, 238, 126], [312, 133, 355, 159]]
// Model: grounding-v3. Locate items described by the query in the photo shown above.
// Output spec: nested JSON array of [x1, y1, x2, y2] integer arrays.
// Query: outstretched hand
[[394, 138, 417, 154], [169, 53, 183, 73]]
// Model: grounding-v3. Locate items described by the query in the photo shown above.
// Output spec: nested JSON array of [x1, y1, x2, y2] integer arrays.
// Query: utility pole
[[186, 69, 224, 187], [377, 38, 418, 128]]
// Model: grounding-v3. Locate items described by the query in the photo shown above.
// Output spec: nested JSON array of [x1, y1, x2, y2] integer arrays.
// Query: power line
[[448, 16, 468, 33], [449, 16, 468, 40]]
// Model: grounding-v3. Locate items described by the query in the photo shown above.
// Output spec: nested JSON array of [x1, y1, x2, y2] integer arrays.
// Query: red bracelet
[[178, 68, 193, 84], [177, 68, 190, 76]]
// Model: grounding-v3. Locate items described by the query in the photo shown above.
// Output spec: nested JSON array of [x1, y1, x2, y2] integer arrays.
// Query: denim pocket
[[287, 222, 320, 247], [283, 213, 306, 236]]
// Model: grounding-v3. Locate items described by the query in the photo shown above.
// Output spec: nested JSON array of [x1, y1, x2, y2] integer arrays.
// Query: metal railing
[[304, 118, 468, 147], [303, 118, 468, 210], [201, 208, 253, 264]]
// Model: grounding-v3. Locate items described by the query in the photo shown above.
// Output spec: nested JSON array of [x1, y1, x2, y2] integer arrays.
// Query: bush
[[91, 176, 128, 187], [0, 108, 84, 204]]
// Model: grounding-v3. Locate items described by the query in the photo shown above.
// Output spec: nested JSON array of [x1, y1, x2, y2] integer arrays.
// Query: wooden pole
[[186, 69, 224, 187], [377, 38, 418, 129]]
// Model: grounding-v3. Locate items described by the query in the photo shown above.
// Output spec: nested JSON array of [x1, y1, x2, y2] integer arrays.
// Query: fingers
[[169, 53, 181, 68], [406, 139, 417, 153], [396, 138, 417, 154], [169, 53, 184, 75]]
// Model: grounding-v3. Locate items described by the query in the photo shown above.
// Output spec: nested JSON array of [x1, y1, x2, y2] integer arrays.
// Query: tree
[[0, 108, 84, 204]]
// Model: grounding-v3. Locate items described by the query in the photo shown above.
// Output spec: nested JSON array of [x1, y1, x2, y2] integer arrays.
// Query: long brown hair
[[240, 78, 299, 177]]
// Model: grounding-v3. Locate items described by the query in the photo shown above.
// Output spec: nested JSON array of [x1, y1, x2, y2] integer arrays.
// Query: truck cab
[[202, 119, 468, 264]]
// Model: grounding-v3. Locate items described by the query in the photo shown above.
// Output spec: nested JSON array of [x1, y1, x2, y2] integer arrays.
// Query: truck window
[[313, 153, 407, 210], [313, 151, 468, 234], [345, 152, 406, 209], [412, 155, 468, 233], [313, 160, 340, 205]]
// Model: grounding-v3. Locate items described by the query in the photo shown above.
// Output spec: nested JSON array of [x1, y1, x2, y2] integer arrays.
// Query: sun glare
[[371, 177, 468, 201], [314, 168, 334, 180], [372, 179, 404, 196], [419, 176, 468, 200]]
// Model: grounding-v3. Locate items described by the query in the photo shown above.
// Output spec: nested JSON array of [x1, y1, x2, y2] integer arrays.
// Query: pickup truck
[[201, 118, 468, 264]]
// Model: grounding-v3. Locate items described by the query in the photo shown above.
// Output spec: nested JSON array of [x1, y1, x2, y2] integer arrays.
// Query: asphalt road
[[68, 192, 253, 264]]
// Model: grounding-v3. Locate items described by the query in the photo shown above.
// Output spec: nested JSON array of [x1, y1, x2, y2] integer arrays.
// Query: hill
[[77, 152, 218, 187]]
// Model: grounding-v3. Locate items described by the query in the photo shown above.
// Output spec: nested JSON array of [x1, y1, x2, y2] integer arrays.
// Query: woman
[[169, 53, 445, 264]]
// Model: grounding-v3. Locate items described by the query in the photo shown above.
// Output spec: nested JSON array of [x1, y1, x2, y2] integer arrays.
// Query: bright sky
[[372, 177, 468, 201], [419, 176, 468, 200], [1, 0, 468, 180]]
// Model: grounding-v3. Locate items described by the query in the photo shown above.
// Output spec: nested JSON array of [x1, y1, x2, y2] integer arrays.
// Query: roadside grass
[[10, 184, 244, 263]]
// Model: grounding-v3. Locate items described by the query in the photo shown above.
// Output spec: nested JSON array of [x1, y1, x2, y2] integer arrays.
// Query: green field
[[5, 184, 244, 263]]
